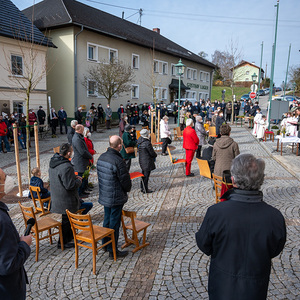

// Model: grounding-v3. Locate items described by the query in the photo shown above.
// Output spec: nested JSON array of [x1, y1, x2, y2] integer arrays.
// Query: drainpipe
[[209, 70, 213, 100], [74, 25, 84, 114]]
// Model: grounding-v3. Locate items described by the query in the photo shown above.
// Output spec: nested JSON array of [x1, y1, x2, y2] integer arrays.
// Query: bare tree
[[289, 65, 300, 92], [82, 59, 134, 105], [198, 51, 208, 59]]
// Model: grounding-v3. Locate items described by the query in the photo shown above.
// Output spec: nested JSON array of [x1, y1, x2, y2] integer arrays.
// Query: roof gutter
[[74, 25, 84, 113]]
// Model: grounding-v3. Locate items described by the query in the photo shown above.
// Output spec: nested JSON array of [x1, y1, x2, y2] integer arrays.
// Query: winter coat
[[72, 132, 93, 173], [0, 201, 31, 300], [195, 121, 207, 146], [212, 135, 240, 176], [137, 137, 157, 171], [105, 107, 112, 120], [226, 102, 232, 113], [67, 127, 75, 144], [183, 126, 199, 151], [84, 137, 95, 164], [28, 111, 37, 125], [58, 110, 67, 121], [160, 119, 171, 139], [49, 153, 81, 214], [29, 176, 49, 199], [179, 109, 186, 124], [37, 109, 46, 124], [0, 121, 8, 136], [97, 147, 132, 207], [120, 131, 136, 160], [119, 119, 126, 137], [195, 189, 286, 300], [215, 116, 225, 136], [75, 110, 83, 124]]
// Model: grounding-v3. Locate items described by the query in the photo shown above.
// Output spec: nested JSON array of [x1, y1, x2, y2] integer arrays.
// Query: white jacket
[[160, 119, 171, 138]]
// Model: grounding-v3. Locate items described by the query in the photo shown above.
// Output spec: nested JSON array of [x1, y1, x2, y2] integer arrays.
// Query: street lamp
[[175, 59, 186, 127], [252, 72, 258, 93]]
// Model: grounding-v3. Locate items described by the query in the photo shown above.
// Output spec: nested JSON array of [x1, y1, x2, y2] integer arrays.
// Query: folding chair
[[167, 146, 186, 177], [136, 130, 141, 140], [196, 158, 214, 187], [130, 172, 146, 193], [150, 133, 163, 150], [66, 210, 117, 275], [53, 146, 60, 153], [19, 202, 64, 261], [209, 126, 218, 138], [29, 185, 51, 216], [212, 173, 223, 203], [121, 210, 150, 253]]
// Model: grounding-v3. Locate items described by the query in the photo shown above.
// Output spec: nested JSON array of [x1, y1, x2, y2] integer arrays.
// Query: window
[[162, 62, 168, 75], [153, 60, 159, 73], [132, 54, 139, 69], [187, 68, 191, 79], [11, 55, 23, 75], [199, 92, 202, 101], [199, 71, 203, 81], [162, 88, 167, 100], [88, 80, 97, 96], [171, 64, 176, 76], [245, 78, 249, 81], [246, 71, 249, 75], [204, 93, 209, 101], [88, 45, 97, 61], [206, 73, 209, 82], [186, 91, 190, 98], [191, 91, 196, 99], [153, 87, 159, 100], [109, 50, 117, 62], [132, 84, 139, 99], [193, 70, 197, 80]]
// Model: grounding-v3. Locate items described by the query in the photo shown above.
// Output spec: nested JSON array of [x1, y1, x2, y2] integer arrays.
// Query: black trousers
[[141, 169, 151, 192], [59, 120, 68, 134], [226, 113, 231, 122], [60, 214, 73, 245], [124, 159, 131, 172], [196, 145, 202, 159], [161, 137, 171, 154], [51, 124, 57, 135]]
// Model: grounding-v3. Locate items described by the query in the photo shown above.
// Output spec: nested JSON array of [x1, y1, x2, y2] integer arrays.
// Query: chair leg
[[75, 241, 78, 269], [92, 244, 97, 275], [58, 225, 64, 251], [35, 234, 39, 262], [142, 228, 147, 245], [111, 232, 117, 261], [48, 229, 52, 244]]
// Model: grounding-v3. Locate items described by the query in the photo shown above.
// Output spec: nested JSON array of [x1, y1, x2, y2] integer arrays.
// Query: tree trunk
[[26, 91, 31, 186]]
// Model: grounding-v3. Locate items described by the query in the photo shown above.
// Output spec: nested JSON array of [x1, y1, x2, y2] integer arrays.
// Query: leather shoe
[[109, 250, 128, 259], [81, 191, 90, 196], [161, 153, 167, 156], [186, 173, 195, 177], [57, 242, 75, 249]]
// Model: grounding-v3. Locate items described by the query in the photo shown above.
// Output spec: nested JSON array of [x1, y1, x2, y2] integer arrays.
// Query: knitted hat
[[140, 129, 149, 138]]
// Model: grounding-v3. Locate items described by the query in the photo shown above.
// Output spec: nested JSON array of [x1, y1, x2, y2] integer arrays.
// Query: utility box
[[269, 100, 289, 120]]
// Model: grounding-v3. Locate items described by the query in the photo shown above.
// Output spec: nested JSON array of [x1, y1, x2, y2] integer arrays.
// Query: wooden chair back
[[212, 173, 223, 203], [66, 210, 116, 274], [19, 202, 64, 261], [53, 146, 60, 153], [150, 132, 157, 144], [167, 146, 174, 163], [175, 127, 183, 138], [136, 130, 141, 140], [196, 158, 212, 179], [29, 185, 51, 216], [121, 210, 150, 253], [209, 126, 217, 137]]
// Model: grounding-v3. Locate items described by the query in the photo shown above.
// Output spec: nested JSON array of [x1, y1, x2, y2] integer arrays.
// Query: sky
[[12, 0, 300, 87]]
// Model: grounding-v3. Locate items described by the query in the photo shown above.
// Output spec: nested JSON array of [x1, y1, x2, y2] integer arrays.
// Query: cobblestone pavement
[[1, 122, 299, 300]]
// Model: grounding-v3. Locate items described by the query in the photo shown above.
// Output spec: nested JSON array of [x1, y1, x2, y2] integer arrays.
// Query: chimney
[[153, 28, 160, 34]]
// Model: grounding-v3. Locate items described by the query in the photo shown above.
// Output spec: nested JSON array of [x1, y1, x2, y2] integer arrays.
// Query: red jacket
[[0, 121, 8, 136], [84, 137, 95, 164], [28, 112, 37, 125], [183, 126, 199, 151]]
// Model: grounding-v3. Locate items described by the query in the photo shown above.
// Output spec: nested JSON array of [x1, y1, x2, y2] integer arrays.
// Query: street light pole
[[252, 73, 257, 94], [267, 0, 280, 130], [284, 43, 291, 96], [257, 42, 264, 104], [174, 59, 186, 127]]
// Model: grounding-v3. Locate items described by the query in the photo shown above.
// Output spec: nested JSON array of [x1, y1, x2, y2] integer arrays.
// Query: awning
[[169, 79, 190, 90]]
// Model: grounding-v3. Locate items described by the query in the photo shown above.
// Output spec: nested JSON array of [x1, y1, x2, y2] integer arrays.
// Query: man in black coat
[[97, 135, 132, 259], [215, 110, 226, 137], [137, 129, 157, 193], [195, 154, 286, 300], [74, 107, 83, 124], [37, 105, 46, 132], [67, 120, 78, 145], [0, 169, 32, 299]]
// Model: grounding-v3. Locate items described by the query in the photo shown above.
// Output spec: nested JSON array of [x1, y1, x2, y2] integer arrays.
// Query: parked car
[[167, 98, 197, 115], [273, 95, 300, 103], [274, 87, 282, 92], [241, 94, 251, 101], [257, 89, 265, 96], [264, 88, 270, 95]]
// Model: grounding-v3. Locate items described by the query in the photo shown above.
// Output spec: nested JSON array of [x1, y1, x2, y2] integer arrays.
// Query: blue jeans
[[79, 201, 93, 214], [18, 135, 25, 149], [102, 204, 124, 252], [21, 133, 27, 148], [0, 135, 11, 152]]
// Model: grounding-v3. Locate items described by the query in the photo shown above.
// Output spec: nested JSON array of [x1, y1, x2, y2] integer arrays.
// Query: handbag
[[125, 146, 135, 154]]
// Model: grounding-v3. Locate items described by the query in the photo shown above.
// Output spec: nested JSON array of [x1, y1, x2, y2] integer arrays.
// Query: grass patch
[[211, 86, 252, 102]]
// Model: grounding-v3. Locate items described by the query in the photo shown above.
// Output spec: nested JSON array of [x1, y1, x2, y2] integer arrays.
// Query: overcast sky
[[13, 0, 300, 87]]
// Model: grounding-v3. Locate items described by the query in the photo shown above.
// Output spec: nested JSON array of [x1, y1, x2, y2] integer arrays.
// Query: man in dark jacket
[[137, 129, 157, 193], [75, 107, 83, 124], [58, 106, 68, 134], [67, 120, 78, 145], [72, 124, 93, 196], [97, 135, 132, 259], [49, 143, 82, 248], [0, 168, 32, 300], [215, 110, 225, 137], [195, 154, 286, 300], [37, 105, 46, 132]]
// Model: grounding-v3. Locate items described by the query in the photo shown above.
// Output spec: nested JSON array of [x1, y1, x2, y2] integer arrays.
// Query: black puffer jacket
[[137, 137, 157, 171], [97, 148, 131, 207]]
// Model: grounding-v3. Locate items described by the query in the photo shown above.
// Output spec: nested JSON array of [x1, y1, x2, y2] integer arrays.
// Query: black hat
[[208, 137, 216, 146], [125, 125, 132, 132]]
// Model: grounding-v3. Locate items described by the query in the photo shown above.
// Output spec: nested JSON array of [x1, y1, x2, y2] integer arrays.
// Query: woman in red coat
[[183, 118, 199, 177], [83, 127, 96, 164]]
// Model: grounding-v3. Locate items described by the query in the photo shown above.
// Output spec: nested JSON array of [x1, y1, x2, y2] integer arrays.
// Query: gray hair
[[70, 120, 78, 128], [230, 153, 265, 190], [83, 127, 89, 137], [186, 118, 194, 127], [196, 116, 202, 122]]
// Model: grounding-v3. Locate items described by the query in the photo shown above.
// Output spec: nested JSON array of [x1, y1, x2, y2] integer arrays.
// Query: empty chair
[[167, 146, 186, 177], [150, 133, 163, 150], [29, 185, 51, 216], [212, 173, 223, 203], [130, 172, 146, 192], [121, 210, 150, 253], [66, 210, 117, 275], [19, 202, 64, 261], [196, 158, 213, 182], [209, 126, 218, 138]]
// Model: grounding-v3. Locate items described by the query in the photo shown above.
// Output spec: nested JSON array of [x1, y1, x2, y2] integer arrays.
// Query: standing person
[[83, 127, 96, 165], [195, 154, 286, 300], [0, 168, 32, 300], [49, 143, 81, 248], [179, 105, 186, 131], [173, 102, 179, 124], [49, 108, 59, 138], [252, 108, 262, 137], [215, 110, 226, 137], [28, 108, 37, 137], [226, 101, 232, 122], [195, 116, 208, 159], [97, 104, 104, 124], [183, 119, 199, 177], [257, 115, 268, 141], [85, 109, 94, 132], [160, 116, 172, 156], [97, 135, 132, 259], [72, 125, 93, 196], [75, 107, 83, 124], [0, 115, 12, 153], [37, 105, 46, 132], [105, 104, 112, 129], [120, 125, 136, 171], [67, 120, 78, 145], [140, 110, 149, 128], [117, 104, 125, 120], [125, 104, 132, 125], [19, 116, 27, 149], [137, 129, 157, 193], [119, 113, 128, 137], [58, 106, 68, 134], [212, 124, 240, 177]]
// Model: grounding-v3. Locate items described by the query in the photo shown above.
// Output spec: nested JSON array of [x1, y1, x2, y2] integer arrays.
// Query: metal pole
[[13, 124, 22, 197], [257, 42, 264, 103], [177, 76, 181, 127], [267, 0, 280, 130], [34, 122, 40, 169], [283, 43, 291, 96]]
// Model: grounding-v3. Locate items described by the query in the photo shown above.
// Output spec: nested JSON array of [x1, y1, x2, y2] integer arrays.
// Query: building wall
[[0, 36, 48, 115], [233, 64, 260, 82]]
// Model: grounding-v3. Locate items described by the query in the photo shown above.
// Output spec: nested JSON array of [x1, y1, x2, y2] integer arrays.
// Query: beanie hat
[[140, 129, 149, 138]]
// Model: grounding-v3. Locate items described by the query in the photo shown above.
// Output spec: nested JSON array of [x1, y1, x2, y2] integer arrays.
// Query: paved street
[[1, 121, 299, 300]]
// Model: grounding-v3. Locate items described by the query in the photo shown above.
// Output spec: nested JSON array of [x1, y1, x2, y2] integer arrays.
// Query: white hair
[[70, 120, 78, 128], [83, 127, 89, 137], [186, 118, 194, 127]]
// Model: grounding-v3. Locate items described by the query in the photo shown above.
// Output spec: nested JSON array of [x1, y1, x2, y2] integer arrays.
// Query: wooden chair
[[19, 202, 64, 261], [167, 146, 186, 177], [53, 146, 60, 153], [173, 127, 183, 141], [264, 130, 274, 142], [212, 173, 223, 203], [130, 172, 146, 192], [66, 210, 117, 275], [196, 158, 214, 187], [136, 130, 141, 140], [150, 133, 163, 150], [121, 210, 150, 253], [209, 126, 218, 138], [29, 185, 51, 216]]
